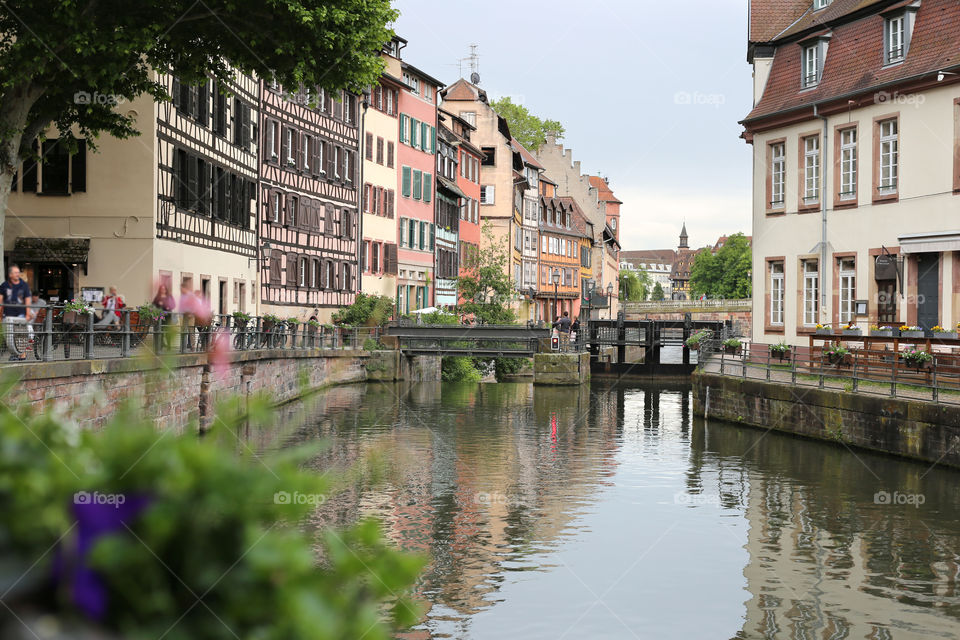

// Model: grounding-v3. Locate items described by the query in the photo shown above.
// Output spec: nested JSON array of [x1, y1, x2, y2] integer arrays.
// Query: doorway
[[916, 253, 939, 334], [218, 280, 228, 315], [34, 264, 74, 303]]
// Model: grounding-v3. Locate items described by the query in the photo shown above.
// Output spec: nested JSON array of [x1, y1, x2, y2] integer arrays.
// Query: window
[[803, 44, 820, 88], [839, 258, 856, 323], [481, 147, 495, 166], [40, 139, 71, 194], [814, 0, 831, 9], [839, 128, 857, 200], [480, 185, 495, 205], [271, 191, 281, 223], [770, 142, 785, 209], [302, 134, 311, 171], [413, 169, 422, 200], [386, 141, 394, 168], [266, 120, 280, 162], [362, 240, 370, 272], [803, 135, 820, 203], [770, 262, 784, 325], [285, 128, 295, 165], [402, 166, 411, 197], [802, 260, 819, 326], [299, 257, 308, 287], [376, 137, 384, 164], [879, 119, 898, 194], [885, 15, 905, 64], [371, 242, 380, 273], [289, 196, 298, 227], [461, 111, 476, 126]]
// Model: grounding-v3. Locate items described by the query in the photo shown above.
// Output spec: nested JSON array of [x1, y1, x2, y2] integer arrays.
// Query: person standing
[[0, 265, 34, 360], [178, 284, 197, 351], [95, 286, 125, 327]]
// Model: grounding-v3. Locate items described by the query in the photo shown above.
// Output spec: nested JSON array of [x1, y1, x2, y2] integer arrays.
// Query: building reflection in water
[[252, 381, 960, 639]]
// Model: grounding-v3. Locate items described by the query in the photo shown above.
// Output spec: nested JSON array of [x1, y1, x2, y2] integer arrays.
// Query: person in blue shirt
[[0, 265, 34, 360]]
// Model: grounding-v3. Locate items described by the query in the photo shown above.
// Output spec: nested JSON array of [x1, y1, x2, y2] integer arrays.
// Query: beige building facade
[[744, 0, 960, 345], [7, 70, 261, 315]]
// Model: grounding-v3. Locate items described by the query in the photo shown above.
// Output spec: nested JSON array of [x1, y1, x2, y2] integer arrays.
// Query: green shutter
[[409, 219, 416, 247], [401, 166, 411, 197], [410, 118, 418, 148], [423, 173, 432, 203], [420, 123, 427, 151], [413, 170, 422, 200], [399, 114, 406, 144], [429, 223, 435, 250], [419, 221, 426, 250], [431, 126, 437, 154]]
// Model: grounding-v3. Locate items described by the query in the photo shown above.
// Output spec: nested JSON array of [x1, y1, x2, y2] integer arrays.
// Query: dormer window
[[883, 6, 918, 66], [813, 0, 831, 10], [800, 35, 829, 89]]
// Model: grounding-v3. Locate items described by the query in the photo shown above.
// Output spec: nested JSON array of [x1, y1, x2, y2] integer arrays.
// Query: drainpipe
[[357, 88, 371, 294], [814, 103, 829, 317]]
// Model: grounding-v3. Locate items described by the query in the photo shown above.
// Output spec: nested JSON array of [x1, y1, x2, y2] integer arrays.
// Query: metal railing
[[623, 299, 752, 312], [0, 304, 384, 364], [697, 339, 960, 405]]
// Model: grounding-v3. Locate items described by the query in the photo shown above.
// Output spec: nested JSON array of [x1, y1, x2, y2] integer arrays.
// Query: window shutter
[[270, 249, 282, 284], [311, 138, 320, 176], [399, 114, 407, 143], [411, 119, 419, 149], [324, 203, 334, 236], [292, 131, 301, 170], [387, 141, 394, 168], [341, 210, 350, 239], [187, 155, 198, 210], [71, 139, 87, 193], [334, 96, 342, 120], [172, 77, 182, 110], [281, 127, 290, 164], [430, 224, 435, 250], [388, 190, 395, 218], [286, 252, 297, 286], [198, 81, 209, 126], [376, 137, 384, 164], [325, 141, 334, 176], [384, 243, 397, 275], [423, 173, 432, 203], [365, 132, 373, 160], [431, 126, 437, 154], [283, 193, 294, 226], [420, 123, 427, 151], [413, 170, 422, 200], [402, 166, 411, 197]]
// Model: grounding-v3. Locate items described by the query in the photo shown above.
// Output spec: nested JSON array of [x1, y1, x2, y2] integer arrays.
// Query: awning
[[898, 231, 960, 254], [436, 176, 466, 199], [10, 237, 90, 264]]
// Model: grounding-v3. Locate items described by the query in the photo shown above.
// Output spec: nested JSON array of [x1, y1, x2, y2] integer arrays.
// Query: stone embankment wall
[[10, 350, 436, 433], [692, 372, 960, 469]]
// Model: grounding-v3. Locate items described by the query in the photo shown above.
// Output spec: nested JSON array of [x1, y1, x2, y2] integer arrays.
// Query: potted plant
[[307, 319, 320, 334], [902, 347, 933, 370], [260, 313, 280, 333], [815, 323, 832, 336], [232, 310, 251, 329], [722, 338, 742, 355], [62, 299, 94, 325], [900, 325, 924, 339], [685, 329, 712, 351], [137, 303, 166, 327], [870, 324, 896, 337], [932, 325, 957, 340], [824, 343, 851, 366], [769, 341, 791, 361], [841, 322, 862, 337], [286, 317, 300, 326]]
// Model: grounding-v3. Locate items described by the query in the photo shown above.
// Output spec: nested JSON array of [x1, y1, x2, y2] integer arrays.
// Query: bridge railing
[[1, 304, 384, 363], [623, 299, 752, 313], [385, 323, 556, 357]]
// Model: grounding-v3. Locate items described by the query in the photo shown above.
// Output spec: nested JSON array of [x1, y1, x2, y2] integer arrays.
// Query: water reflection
[[254, 382, 960, 639]]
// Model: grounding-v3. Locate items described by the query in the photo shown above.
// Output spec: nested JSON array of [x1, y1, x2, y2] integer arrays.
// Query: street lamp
[[552, 268, 561, 321], [249, 240, 271, 267]]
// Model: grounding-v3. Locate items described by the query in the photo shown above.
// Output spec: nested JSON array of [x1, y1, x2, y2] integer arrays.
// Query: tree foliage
[[332, 293, 395, 327], [651, 282, 665, 301], [0, 0, 397, 262], [689, 233, 752, 299], [489, 97, 565, 151], [619, 269, 651, 302], [0, 388, 424, 640], [455, 223, 517, 326]]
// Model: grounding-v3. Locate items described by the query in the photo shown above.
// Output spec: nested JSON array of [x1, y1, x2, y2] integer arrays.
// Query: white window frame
[[271, 192, 281, 223], [879, 119, 898, 194], [302, 134, 311, 171], [803, 135, 820, 203], [839, 128, 857, 200], [803, 44, 820, 88], [770, 262, 784, 325], [480, 185, 495, 205], [285, 128, 295, 164], [771, 142, 785, 208], [803, 260, 819, 326], [814, 0, 831, 9], [885, 15, 905, 65], [839, 258, 856, 324]]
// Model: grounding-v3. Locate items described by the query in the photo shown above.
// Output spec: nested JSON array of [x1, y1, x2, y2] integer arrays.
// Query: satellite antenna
[[470, 71, 480, 84], [467, 44, 480, 84]]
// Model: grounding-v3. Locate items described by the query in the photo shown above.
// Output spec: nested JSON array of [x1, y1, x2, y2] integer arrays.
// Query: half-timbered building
[[259, 83, 360, 321], [5, 70, 261, 314]]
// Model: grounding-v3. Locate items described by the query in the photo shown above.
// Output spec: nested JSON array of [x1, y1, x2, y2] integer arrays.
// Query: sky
[[392, 0, 754, 251]]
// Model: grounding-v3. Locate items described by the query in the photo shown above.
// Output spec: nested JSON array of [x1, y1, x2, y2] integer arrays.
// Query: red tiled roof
[[745, 0, 960, 123], [775, 0, 889, 41], [587, 175, 622, 204], [621, 249, 677, 265], [510, 138, 544, 170], [750, 0, 810, 43]]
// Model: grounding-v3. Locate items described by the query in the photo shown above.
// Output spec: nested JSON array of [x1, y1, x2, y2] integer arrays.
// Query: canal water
[[257, 382, 960, 639]]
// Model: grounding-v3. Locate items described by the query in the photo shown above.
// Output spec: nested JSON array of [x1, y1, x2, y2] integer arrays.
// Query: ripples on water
[[254, 381, 960, 639]]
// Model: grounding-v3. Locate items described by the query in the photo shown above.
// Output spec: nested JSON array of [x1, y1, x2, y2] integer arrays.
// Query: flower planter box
[[687, 343, 701, 351], [826, 352, 851, 366], [870, 330, 895, 337], [771, 350, 791, 362], [815, 329, 833, 336], [934, 332, 958, 340], [903, 359, 931, 371], [723, 345, 741, 355], [901, 331, 924, 339], [841, 329, 862, 337], [62, 311, 89, 326]]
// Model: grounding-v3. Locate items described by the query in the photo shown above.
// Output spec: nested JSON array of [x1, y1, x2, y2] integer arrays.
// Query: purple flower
[[52, 493, 152, 620]]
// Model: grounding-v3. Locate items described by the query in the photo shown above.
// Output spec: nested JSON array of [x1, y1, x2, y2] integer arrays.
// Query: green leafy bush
[[332, 294, 395, 327], [442, 357, 481, 382], [0, 389, 425, 639]]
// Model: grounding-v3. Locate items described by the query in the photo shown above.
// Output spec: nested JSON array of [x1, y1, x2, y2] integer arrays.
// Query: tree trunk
[[0, 87, 44, 270]]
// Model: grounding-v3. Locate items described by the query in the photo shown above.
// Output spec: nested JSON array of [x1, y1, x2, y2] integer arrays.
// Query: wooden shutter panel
[[285, 252, 297, 286], [324, 203, 334, 236], [333, 95, 342, 120], [198, 81, 209, 126], [311, 138, 320, 176], [399, 114, 407, 144], [325, 142, 335, 176], [423, 173, 431, 203], [365, 132, 373, 160], [187, 154, 198, 210], [387, 141, 394, 168], [402, 166, 411, 197], [281, 127, 290, 164], [172, 77, 182, 110], [284, 193, 294, 226], [339, 148, 347, 183], [270, 249, 282, 284], [384, 243, 398, 275]]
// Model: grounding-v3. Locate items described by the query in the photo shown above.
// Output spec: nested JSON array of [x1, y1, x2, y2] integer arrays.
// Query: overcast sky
[[392, 0, 753, 251]]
